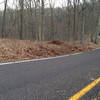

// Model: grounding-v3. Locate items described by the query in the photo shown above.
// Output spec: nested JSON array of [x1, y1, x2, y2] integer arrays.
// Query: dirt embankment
[[0, 39, 99, 63]]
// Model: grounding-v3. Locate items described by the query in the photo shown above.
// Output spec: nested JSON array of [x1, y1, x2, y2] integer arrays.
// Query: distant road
[[0, 49, 100, 100]]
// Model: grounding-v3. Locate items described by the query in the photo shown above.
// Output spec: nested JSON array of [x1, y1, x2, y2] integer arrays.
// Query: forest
[[0, 0, 100, 44]]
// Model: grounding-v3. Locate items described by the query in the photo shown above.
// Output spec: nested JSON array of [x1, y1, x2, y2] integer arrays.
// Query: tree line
[[0, 0, 100, 44]]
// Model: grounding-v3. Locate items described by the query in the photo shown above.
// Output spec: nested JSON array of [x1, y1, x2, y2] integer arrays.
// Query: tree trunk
[[1, 0, 8, 38]]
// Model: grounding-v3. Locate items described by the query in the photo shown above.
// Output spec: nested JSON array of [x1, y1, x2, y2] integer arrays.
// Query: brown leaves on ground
[[0, 39, 99, 63]]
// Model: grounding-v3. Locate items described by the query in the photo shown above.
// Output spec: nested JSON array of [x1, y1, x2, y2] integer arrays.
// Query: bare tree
[[1, 0, 8, 38], [73, 0, 77, 41], [19, 0, 24, 39], [49, 0, 55, 40]]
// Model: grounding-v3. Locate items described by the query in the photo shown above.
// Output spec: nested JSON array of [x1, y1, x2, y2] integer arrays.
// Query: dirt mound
[[48, 40, 64, 45]]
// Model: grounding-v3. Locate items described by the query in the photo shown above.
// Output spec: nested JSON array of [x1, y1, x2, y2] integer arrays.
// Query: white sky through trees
[[0, 0, 64, 10], [0, 0, 85, 10]]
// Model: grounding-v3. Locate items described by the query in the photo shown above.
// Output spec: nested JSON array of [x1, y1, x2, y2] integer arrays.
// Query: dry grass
[[0, 39, 99, 63]]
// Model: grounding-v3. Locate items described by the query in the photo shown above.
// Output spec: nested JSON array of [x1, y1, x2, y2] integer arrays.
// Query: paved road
[[0, 49, 100, 100]]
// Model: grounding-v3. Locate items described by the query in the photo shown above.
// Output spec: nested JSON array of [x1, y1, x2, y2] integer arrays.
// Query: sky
[[0, 0, 64, 10], [0, 0, 14, 10]]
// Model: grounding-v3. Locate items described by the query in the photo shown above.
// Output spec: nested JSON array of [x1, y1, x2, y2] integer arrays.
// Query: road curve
[[0, 49, 100, 100]]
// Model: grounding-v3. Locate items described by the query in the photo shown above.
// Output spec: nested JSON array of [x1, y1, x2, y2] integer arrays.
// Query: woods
[[0, 0, 100, 43]]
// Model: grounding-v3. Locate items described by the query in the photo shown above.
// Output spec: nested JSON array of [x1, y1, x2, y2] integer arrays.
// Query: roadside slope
[[0, 39, 98, 63]]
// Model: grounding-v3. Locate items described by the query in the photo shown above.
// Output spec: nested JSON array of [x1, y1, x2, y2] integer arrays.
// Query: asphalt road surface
[[0, 49, 100, 100]]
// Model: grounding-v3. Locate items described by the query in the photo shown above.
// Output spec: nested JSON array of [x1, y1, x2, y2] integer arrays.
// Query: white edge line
[[0, 48, 100, 66], [0, 53, 83, 66], [94, 47, 100, 50], [92, 48, 100, 51]]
